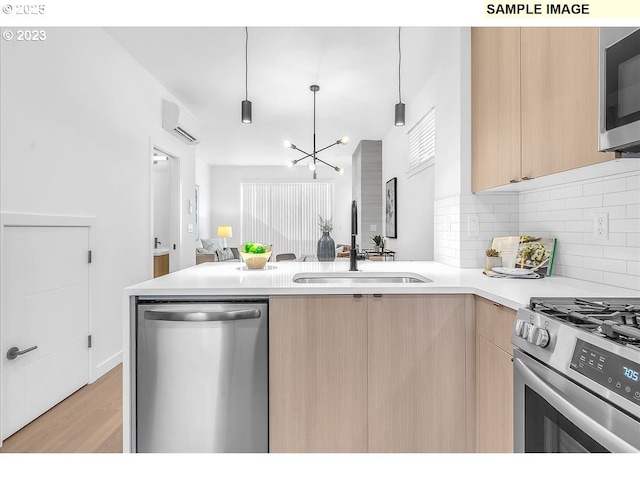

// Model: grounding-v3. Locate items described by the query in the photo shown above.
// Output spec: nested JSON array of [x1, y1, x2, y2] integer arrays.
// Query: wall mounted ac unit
[[161, 100, 202, 145]]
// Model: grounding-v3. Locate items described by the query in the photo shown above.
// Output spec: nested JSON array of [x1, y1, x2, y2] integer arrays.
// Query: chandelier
[[285, 85, 348, 179]]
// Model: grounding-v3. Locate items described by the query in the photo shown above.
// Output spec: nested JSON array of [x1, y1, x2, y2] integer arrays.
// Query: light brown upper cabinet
[[472, 27, 616, 192], [472, 28, 522, 191]]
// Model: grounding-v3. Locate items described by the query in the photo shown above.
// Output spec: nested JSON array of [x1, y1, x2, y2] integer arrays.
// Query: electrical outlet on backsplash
[[437, 170, 639, 289]]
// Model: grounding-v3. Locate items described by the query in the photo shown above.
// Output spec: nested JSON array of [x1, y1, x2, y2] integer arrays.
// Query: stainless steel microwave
[[599, 27, 640, 154]]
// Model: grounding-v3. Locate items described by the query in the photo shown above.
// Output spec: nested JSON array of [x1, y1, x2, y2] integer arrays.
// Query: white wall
[[381, 78, 436, 260], [208, 165, 352, 249], [195, 158, 213, 239], [1, 28, 198, 382], [381, 28, 471, 260]]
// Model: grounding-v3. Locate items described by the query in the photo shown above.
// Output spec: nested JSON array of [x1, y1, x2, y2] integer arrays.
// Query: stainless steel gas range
[[511, 297, 640, 453]]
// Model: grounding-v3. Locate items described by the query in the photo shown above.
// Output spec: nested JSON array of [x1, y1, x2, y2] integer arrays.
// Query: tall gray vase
[[317, 231, 336, 262]]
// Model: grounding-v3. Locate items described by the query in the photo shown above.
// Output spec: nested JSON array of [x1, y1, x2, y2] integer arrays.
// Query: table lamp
[[217, 226, 233, 248]]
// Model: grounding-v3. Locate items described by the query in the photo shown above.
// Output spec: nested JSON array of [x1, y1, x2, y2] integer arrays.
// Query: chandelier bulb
[[338, 136, 349, 145], [336, 167, 345, 175], [309, 162, 317, 172]]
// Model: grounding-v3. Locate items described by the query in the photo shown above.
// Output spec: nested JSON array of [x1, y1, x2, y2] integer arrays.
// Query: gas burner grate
[[530, 297, 640, 342]]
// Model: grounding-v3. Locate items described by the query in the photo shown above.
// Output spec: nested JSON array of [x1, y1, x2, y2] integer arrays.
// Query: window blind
[[407, 106, 436, 176], [241, 181, 333, 258]]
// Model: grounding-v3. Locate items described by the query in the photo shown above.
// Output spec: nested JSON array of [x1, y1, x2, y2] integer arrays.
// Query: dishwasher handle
[[143, 309, 262, 322]]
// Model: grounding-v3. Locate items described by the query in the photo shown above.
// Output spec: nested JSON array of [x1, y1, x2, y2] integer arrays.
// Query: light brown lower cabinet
[[475, 297, 516, 453], [368, 294, 473, 453], [269, 295, 368, 452], [153, 254, 169, 278], [269, 294, 475, 453]]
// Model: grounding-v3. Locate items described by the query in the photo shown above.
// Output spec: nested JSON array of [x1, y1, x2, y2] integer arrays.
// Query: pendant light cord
[[398, 26, 402, 103], [245, 27, 249, 101]]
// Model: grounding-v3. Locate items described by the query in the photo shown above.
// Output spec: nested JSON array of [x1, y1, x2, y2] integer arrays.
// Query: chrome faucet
[[350, 200, 358, 271]]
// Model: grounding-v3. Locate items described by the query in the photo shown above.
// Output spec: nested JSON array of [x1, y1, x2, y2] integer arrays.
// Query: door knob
[[6, 345, 37, 360]]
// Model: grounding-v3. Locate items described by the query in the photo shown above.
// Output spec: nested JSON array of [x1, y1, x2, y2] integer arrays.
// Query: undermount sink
[[292, 272, 432, 284]]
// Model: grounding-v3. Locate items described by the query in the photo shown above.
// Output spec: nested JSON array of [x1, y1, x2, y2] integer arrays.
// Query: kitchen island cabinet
[[368, 294, 474, 453], [268, 295, 368, 453], [475, 296, 516, 453], [122, 261, 639, 453], [269, 293, 475, 453]]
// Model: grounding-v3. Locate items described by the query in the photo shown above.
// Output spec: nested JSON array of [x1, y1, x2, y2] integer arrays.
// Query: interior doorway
[[151, 146, 180, 276]]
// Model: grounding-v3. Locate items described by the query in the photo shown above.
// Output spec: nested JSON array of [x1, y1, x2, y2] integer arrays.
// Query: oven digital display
[[570, 339, 640, 405], [623, 367, 639, 382]]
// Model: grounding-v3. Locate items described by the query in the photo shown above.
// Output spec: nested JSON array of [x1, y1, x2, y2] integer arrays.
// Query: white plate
[[492, 267, 535, 276]]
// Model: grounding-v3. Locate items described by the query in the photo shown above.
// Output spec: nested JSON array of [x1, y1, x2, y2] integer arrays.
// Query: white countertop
[[124, 261, 640, 310]]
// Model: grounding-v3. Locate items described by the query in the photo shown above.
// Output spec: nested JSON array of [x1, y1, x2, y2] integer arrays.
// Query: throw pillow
[[201, 238, 222, 253], [196, 247, 208, 254], [221, 248, 235, 261]]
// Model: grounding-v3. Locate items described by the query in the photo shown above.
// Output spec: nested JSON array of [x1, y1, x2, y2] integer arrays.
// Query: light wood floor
[[0, 364, 123, 453]]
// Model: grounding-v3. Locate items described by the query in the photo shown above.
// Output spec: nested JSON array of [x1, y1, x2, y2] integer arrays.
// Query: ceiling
[[106, 27, 440, 169]]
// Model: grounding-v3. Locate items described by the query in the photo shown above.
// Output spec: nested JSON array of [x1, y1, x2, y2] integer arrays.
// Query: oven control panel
[[570, 339, 640, 406]]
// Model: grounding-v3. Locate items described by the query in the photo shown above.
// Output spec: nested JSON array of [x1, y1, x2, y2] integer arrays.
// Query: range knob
[[521, 322, 533, 339], [527, 326, 550, 348], [514, 318, 525, 336]]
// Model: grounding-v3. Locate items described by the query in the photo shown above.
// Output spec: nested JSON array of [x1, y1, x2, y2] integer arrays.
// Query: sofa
[[196, 238, 240, 265]]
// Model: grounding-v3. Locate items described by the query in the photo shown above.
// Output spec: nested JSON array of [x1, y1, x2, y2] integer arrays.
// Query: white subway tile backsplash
[[555, 265, 604, 284], [582, 205, 626, 220], [549, 185, 583, 200], [583, 178, 627, 196], [627, 174, 640, 191], [610, 218, 640, 233], [583, 232, 628, 247], [449, 171, 638, 288], [604, 190, 639, 207], [516, 170, 639, 287], [603, 245, 640, 261], [566, 195, 602, 209], [589, 257, 628, 274], [628, 233, 640, 247], [565, 220, 593, 232], [603, 272, 640, 290], [522, 190, 550, 204], [537, 199, 567, 211]]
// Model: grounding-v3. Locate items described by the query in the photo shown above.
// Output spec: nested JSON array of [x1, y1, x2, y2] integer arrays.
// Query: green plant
[[485, 248, 500, 258], [371, 235, 383, 246], [318, 215, 333, 233]]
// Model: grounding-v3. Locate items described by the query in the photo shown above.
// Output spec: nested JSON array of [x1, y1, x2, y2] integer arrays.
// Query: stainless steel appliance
[[511, 297, 640, 453], [599, 27, 640, 153], [134, 299, 268, 453]]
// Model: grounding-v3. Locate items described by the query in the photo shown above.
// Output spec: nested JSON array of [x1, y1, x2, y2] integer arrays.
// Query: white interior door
[[1, 225, 90, 440]]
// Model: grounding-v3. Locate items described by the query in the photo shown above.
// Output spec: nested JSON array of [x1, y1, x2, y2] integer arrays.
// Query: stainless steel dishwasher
[[135, 299, 268, 453]]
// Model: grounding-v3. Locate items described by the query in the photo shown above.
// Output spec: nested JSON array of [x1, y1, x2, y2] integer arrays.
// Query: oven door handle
[[514, 357, 639, 453]]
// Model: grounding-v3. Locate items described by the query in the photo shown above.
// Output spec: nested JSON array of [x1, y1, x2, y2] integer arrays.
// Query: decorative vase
[[317, 231, 336, 262], [485, 256, 502, 271]]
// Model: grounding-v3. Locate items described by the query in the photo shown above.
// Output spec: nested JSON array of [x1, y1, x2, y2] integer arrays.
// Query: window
[[241, 181, 333, 257], [407, 106, 435, 177]]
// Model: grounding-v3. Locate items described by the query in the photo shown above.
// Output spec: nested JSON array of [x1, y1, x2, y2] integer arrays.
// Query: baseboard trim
[[91, 351, 122, 383]]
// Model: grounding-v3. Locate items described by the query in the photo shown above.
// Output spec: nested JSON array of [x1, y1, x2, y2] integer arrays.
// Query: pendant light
[[284, 85, 348, 179], [241, 27, 252, 124], [394, 26, 405, 127]]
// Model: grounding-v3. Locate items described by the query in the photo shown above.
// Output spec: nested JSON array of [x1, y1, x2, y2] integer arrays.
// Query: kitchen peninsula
[[123, 261, 640, 453]]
